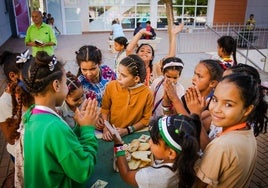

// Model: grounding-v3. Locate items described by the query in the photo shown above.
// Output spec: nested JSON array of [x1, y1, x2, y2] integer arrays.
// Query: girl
[[126, 23, 184, 86], [0, 50, 28, 160], [195, 73, 267, 187], [163, 59, 224, 115], [22, 51, 99, 187], [217, 35, 237, 68], [150, 57, 185, 118], [114, 36, 128, 75], [208, 63, 263, 140], [162, 59, 224, 150], [57, 71, 84, 130], [12, 80, 34, 187], [112, 114, 201, 188], [101, 54, 153, 141], [75, 45, 116, 107]]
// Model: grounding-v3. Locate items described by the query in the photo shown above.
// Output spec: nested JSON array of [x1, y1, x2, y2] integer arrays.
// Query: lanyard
[[219, 122, 247, 136]]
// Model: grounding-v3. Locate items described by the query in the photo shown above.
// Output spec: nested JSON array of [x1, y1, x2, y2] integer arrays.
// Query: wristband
[[114, 145, 124, 153], [126, 127, 131, 134], [127, 125, 135, 134], [115, 150, 126, 157], [114, 145, 126, 157]]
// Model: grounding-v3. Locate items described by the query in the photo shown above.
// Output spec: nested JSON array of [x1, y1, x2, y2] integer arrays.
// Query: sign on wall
[[13, 0, 30, 36]]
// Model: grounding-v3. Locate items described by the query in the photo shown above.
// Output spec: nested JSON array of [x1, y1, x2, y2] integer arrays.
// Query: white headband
[[163, 61, 184, 70], [158, 116, 182, 152]]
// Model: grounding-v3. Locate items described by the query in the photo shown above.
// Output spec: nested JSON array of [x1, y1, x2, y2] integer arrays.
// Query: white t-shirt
[[111, 23, 125, 40], [0, 91, 15, 156], [135, 161, 179, 188]]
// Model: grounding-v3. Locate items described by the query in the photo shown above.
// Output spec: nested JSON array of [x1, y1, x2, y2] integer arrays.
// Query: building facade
[[0, 0, 268, 45]]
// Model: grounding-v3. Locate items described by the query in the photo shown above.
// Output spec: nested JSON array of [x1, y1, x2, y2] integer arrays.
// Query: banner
[[13, 0, 30, 36]]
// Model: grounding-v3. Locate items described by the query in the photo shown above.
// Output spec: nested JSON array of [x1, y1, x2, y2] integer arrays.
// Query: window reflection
[[87, 0, 208, 31]]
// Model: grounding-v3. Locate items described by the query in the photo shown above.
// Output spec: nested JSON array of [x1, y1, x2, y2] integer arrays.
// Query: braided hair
[[119, 54, 147, 83], [4, 81, 34, 144], [66, 71, 82, 95], [22, 51, 63, 95]]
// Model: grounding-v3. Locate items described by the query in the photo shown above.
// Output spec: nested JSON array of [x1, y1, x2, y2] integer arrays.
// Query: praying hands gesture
[[74, 98, 98, 127], [163, 79, 188, 116], [185, 86, 206, 116]]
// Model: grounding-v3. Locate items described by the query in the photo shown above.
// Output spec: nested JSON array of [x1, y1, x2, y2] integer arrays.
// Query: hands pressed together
[[74, 98, 98, 127]]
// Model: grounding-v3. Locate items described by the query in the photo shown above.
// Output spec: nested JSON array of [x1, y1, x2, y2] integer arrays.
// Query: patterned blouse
[[78, 65, 116, 107]]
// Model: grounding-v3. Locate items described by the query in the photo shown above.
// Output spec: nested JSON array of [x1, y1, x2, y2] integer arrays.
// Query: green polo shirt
[[25, 22, 57, 56]]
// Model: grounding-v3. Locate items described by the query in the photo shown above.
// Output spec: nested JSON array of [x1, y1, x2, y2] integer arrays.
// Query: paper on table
[[104, 120, 122, 142]]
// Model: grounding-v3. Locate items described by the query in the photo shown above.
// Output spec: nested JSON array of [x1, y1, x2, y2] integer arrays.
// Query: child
[[0, 50, 28, 159], [22, 51, 99, 187], [194, 73, 267, 187], [101, 54, 154, 141], [12, 80, 35, 187], [207, 63, 265, 138], [162, 59, 224, 150], [75, 45, 116, 107], [110, 19, 125, 40], [150, 57, 185, 118], [47, 17, 61, 37], [217, 35, 237, 68], [126, 23, 184, 86], [112, 114, 201, 188], [144, 20, 156, 40], [133, 22, 142, 36], [57, 71, 84, 130], [164, 59, 224, 115], [114, 36, 128, 75]]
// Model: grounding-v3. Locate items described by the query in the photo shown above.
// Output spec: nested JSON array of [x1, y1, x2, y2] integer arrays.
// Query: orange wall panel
[[214, 0, 248, 24]]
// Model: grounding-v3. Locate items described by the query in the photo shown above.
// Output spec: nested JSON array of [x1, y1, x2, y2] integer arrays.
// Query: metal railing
[[177, 23, 268, 72]]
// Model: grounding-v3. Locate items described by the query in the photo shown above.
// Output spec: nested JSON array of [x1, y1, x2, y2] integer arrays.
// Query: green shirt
[[25, 23, 57, 56], [23, 105, 98, 188]]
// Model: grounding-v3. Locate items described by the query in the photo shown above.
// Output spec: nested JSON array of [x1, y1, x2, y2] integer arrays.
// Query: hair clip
[[16, 49, 30, 64], [48, 56, 58, 71], [66, 77, 78, 89], [18, 80, 29, 92], [127, 57, 139, 76]]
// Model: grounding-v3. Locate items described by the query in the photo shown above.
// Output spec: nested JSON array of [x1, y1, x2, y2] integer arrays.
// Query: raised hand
[[171, 22, 184, 35]]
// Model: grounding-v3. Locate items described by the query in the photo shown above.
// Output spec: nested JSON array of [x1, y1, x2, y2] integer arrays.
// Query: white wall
[[0, 1, 12, 46], [245, 0, 268, 25]]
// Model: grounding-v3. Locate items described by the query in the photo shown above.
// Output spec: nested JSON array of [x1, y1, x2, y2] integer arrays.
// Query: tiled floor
[[0, 31, 267, 187]]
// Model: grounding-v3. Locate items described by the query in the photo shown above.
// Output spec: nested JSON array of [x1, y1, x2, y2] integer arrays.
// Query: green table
[[86, 131, 149, 188]]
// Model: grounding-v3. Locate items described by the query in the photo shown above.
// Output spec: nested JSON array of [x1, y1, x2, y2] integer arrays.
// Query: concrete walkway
[[0, 31, 267, 187]]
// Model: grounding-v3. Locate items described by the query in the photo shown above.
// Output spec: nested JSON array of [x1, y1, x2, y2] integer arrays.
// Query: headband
[[158, 116, 182, 152], [163, 61, 184, 70]]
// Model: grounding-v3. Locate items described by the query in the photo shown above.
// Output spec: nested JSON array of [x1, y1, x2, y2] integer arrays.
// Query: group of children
[[0, 23, 267, 187]]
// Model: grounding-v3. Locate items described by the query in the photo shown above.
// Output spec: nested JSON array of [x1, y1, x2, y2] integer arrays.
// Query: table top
[[86, 131, 149, 188]]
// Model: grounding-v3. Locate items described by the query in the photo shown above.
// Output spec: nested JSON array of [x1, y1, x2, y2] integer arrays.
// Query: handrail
[[232, 29, 267, 63], [205, 24, 267, 72]]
